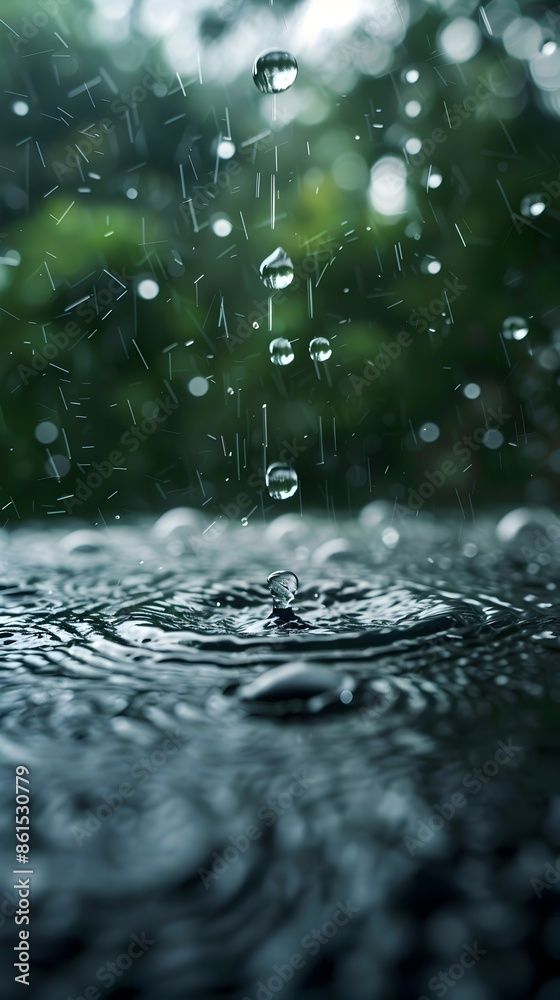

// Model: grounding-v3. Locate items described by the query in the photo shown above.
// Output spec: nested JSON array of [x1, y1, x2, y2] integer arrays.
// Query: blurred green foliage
[[0, 0, 558, 523]]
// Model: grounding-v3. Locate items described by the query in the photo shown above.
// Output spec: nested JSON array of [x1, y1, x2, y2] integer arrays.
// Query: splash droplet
[[266, 462, 298, 500], [308, 337, 332, 362], [269, 338, 294, 366], [502, 316, 528, 341], [267, 569, 298, 608], [259, 247, 294, 290], [252, 49, 298, 94]]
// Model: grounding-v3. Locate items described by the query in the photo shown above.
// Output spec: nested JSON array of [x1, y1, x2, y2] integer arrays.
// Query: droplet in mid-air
[[309, 337, 332, 362], [252, 49, 298, 94], [269, 338, 294, 366], [265, 462, 298, 500], [259, 247, 294, 290], [520, 193, 546, 218], [502, 316, 529, 341]]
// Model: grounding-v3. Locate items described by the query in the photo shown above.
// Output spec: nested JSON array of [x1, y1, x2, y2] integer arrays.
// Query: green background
[[0, 0, 558, 523]]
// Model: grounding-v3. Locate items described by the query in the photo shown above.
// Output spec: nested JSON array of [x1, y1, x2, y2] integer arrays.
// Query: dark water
[[0, 506, 559, 1000]]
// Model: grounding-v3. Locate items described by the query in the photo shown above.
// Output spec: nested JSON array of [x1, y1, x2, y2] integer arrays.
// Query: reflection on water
[[0, 508, 559, 999]]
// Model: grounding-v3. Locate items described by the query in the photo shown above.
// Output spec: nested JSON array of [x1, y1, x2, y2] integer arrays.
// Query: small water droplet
[[252, 321, 259, 329], [308, 337, 332, 362], [252, 49, 298, 94], [241, 517, 249, 527], [269, 338, 294, 366], [502, 316, 528, 341], [227, 386, 234, 395], [520, 193, 546, 218], [266, 462, 298, 500], [259, 247, 294, 290]]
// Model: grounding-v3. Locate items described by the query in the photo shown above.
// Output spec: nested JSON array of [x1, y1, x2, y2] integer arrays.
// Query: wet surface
[[0, 507, 559, 1000]]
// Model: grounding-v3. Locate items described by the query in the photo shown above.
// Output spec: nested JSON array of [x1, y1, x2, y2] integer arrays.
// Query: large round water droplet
[[308, 336, 332, 362], [502, 316, 528, 341], [265, 462, 298, 500], [259, 247, 294, 290], [269, 338, 294, 366], [252, 49, 298, 94], [520, 193, 546, 218]]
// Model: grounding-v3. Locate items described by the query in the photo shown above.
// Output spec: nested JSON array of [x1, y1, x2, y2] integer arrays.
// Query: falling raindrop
[[308, 337, 332, 362], [12, 100, 29, 116], [269, 338, 294, 366], [259, 247, 294, 290], [502, 316, 529, 340], [252, 50, 298, 94], [520, 193, 546, 217], [137, 278, 159, 300], [265, 463, 298, 500]]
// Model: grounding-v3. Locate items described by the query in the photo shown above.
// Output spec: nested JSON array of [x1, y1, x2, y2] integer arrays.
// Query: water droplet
[[502, 316, 528, 340], [211, 216, 232, 237], [241, 517, 249, 527], [259, 247, 294, 290], [269, 337, 294, 366], [35, 421, 58, 444], [252, 321, 259, 329], [237, 661, 354, 715], [265, 463, 298, 500], [252, 49, 298, 94], [217, 138, 235, 159], [137, 278, 159, 300], [521, 193, 546, 218], [463, 382, 481, 399], [12, 100, 29, 116], [226, 387, 234, 395], [405, 100, 422, 118], [419, 422, 440, 443], [188, 376, 209, 396], [403, 68, 419, 83], [267, 569, 298, 608], [308, 337, 332, 362]]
